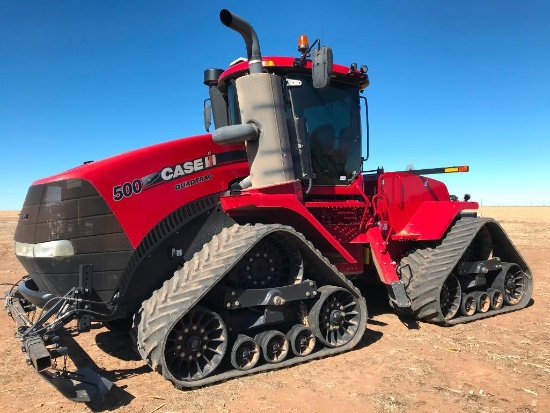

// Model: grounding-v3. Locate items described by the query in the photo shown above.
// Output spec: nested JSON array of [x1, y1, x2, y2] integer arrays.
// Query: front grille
[[14, 179, 133, 301]]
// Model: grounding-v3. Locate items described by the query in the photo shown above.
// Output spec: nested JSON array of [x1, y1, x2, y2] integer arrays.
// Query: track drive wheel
[[461, 226, 493, 262], [229, 234, 303, 289], [231, 335, 260, 371], [309, 286, 362, 348], [163, 306, 228, 381]]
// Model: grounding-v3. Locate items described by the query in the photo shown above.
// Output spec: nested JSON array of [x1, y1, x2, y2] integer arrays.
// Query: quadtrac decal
[[112, 150, 246, 201], [174, 173, 213, 190]]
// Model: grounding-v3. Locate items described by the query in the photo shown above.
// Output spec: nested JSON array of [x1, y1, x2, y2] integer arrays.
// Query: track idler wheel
[[287, 324, 316, 357], [460, 293, 477, 316], [309, 286, 362, 348], [163, 306, 227, 381], [230, 335, 260, 371], [487, 288, 504, 310], [472, 291, 491, 313], [492, 263, 530, 306], [255, 330, 289, 363], [440, 273, 462, 320]]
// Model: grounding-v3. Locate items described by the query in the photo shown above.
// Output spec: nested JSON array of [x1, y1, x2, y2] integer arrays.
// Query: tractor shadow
[[356, 281, 421, 330], [56, 326, 149, 410], [94, 329, 141, 362]]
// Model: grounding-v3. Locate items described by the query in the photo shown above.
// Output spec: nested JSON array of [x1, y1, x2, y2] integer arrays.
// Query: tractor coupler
[[4, 287, 112, 402], [38, 367, 112, 402]]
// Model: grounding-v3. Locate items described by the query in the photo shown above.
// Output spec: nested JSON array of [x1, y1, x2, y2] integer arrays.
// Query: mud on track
[[1, 207, 549, 412]]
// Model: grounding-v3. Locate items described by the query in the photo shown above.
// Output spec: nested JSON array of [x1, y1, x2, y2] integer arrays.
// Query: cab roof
[[217, 56, 370, 92]]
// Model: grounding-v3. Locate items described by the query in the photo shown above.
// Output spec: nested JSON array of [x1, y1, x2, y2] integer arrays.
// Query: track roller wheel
[[287, 324, 316, 357], [230, 335, 260, 371], [460, 293, 477, 316], [255, 330, 289, 363], [440, 273, 461, 320], [473, 291, 491, 313], [487, 288, 504, 310], [163, 306, 227, 381], [492, 263, 529, 306], [309, 286, 362, 348]]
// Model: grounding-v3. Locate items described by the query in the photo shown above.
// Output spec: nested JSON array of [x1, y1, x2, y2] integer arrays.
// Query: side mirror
[[203, 99, 211, 132], [312, 46, 333, 89]]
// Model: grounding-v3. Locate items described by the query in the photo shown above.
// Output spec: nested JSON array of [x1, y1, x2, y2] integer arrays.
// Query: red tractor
[[5, 9, 532, 402]]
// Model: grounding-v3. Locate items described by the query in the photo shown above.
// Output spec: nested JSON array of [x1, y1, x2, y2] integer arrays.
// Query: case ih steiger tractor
[[5, 9, 532, 402]]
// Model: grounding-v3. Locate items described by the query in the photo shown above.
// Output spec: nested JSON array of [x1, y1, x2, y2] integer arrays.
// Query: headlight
[[14, 242, 34, 257], [14, 240, 75, 257]]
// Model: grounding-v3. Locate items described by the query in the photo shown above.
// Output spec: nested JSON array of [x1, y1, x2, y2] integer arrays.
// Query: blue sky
[[1, 0, 549, 209]]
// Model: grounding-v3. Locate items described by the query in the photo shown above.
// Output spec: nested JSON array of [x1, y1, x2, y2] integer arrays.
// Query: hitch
[[4, 270, 113, 402], [76, 264, 92, 332]]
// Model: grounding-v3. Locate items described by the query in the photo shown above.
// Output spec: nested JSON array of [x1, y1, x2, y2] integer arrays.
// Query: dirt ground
[[0, 207, 548, 413]]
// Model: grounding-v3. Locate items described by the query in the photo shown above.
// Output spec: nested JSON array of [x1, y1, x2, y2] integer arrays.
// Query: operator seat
[[310, 124, 342, 184], [338, 127, 354, 152], [311, 124, 337, 151]]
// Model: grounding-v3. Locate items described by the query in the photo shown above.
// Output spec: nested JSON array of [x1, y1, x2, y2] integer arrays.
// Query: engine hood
[[29, 134, 248, 247]]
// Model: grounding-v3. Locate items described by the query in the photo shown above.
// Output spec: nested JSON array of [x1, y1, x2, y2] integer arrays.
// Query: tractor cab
[[285, 72, 363, 185], [204, 10, 369, 190]]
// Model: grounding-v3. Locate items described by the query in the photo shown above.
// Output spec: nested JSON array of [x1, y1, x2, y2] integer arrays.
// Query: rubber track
[[132, 223, 367, 389], [397, 216, 533, 326]]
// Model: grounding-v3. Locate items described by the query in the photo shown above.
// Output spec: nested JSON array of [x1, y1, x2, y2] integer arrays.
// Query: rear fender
[[376, 172, 478, 240]]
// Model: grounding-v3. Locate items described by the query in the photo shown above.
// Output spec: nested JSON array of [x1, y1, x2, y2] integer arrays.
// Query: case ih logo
[[141, 152, 217, 190], [160, 153, 217, 182], [113, 152, 217, 201]]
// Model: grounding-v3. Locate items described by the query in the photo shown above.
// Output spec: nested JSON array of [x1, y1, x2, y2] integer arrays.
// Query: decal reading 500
[[113, 179, 144, 201], [112, 152, 218, 201]]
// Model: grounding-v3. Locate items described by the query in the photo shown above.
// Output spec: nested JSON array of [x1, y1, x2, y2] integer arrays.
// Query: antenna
[[321, 13, 325, 45]]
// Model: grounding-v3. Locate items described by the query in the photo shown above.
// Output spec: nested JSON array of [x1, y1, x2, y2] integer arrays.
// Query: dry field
[[0, 207, 549, 413]]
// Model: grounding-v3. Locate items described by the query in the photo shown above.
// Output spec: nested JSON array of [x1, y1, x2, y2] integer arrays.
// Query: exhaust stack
[[219, 9, 263, 75], [213, 9, 295, 188]]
